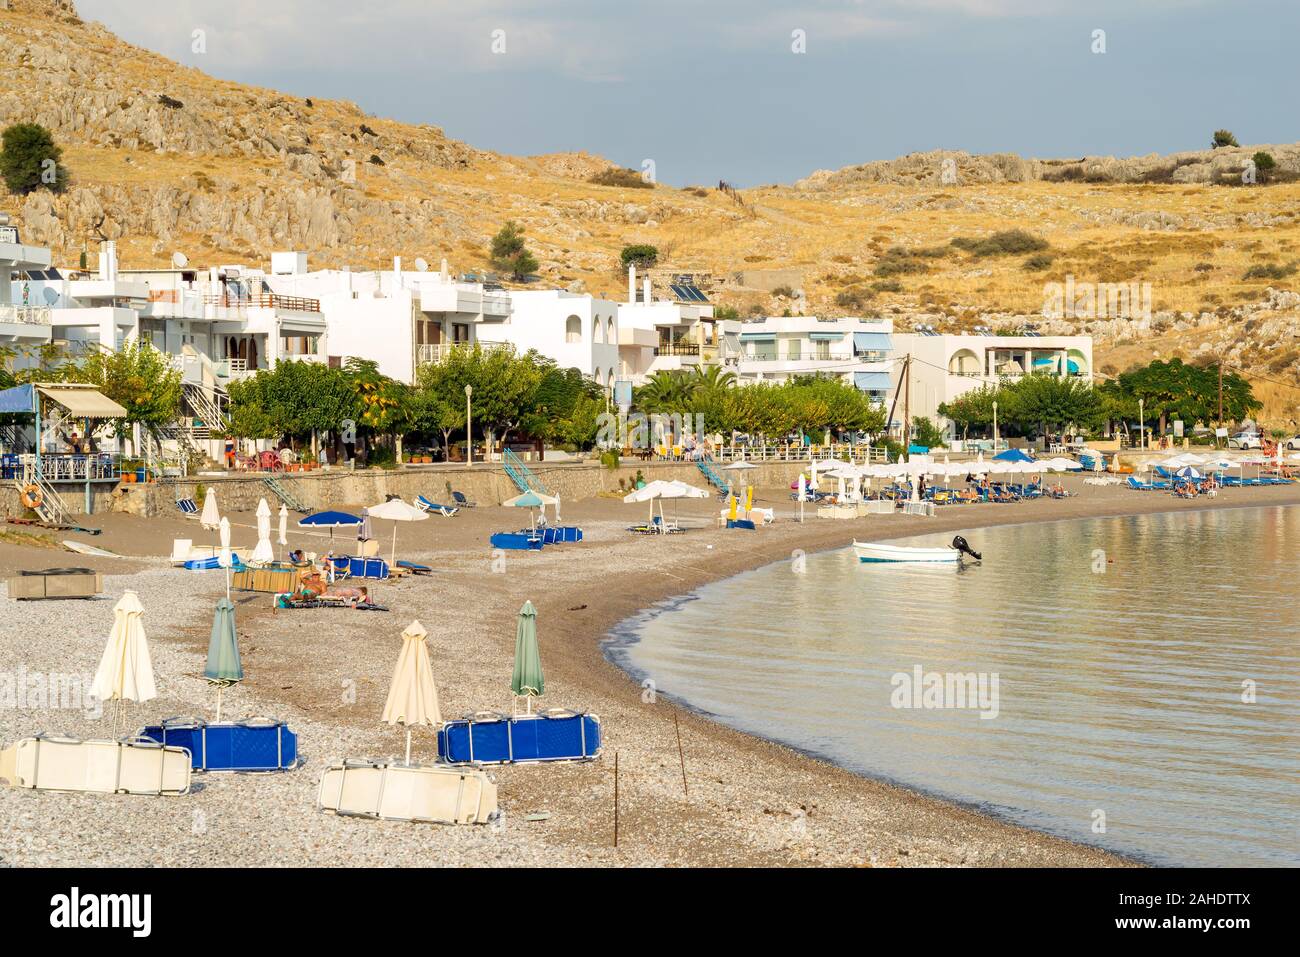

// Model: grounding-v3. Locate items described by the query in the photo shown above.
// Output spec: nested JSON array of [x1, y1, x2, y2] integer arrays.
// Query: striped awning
[[853, 332, 893, 352], [854, 372, 892, 391]]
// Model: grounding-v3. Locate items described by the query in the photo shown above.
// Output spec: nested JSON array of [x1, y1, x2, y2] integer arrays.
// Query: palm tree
[[690, 365, 737, 392], [634, 371, 692, 412]]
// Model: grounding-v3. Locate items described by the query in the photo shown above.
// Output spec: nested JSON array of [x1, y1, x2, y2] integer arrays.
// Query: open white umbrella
[[200, 488, 220, 532], [381, 620, 441, 766], [366, 498, 430, 565], [623, 479, 709, 531], [90, 591, 156, 731], [251, 498, 274, 566]]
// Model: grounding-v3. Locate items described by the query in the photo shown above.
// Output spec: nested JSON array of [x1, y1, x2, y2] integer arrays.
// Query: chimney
[[628, 265, 636, 304], [98, 241, 118, 281], [440, 258, 449, 281]]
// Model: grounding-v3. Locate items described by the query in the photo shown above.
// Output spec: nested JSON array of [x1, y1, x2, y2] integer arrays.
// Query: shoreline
[[4, 476, 1298, 866]]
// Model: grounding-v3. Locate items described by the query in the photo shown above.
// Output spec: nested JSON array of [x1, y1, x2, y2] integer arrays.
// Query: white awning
[[37, 386, 128, 419]]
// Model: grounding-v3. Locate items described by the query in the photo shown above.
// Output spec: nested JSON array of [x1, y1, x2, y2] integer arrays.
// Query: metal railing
[[653, 343, 701, 357], [202, 293, 321, 313], [416, 341, 512, 365]]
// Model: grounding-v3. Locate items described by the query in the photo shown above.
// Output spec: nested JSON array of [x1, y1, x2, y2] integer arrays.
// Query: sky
[[76, 0, 1297, 187]]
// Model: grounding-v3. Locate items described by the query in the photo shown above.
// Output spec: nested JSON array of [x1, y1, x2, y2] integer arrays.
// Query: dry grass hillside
[[2, 0, 1300, 421]]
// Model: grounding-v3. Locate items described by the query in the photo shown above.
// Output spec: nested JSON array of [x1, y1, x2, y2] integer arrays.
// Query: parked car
[[1285, 435, 1300, 451], [1228, 432, 1262, 449]]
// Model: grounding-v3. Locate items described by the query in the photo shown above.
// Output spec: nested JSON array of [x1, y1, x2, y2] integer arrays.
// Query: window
[[812, 342, 830, 361], [607, 317, 616, 343], [566, 315, 581, 343], [787, 339, 801, 361]]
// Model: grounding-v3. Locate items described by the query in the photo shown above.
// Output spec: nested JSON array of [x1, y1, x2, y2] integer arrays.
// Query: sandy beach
[[4, 474, 1298, 868]]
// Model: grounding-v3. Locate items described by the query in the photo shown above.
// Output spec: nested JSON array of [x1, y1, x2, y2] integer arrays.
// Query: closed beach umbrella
[[90, 591, 156, 730], [382, 620, 441, 765], [200, 488, 220, 532], [278, 504, 288, 561], [554, 492, 562, 525], [366, 497, 430, 564], [358, 507, 373, 544], [251, 498, 274, 565], [218, 516, 233, 598], [204, 598, 243, 721], [511, 600, 544, 713]]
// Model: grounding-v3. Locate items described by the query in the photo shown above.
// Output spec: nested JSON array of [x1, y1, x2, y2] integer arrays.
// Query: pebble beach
[[5, 474, 1298, 867]]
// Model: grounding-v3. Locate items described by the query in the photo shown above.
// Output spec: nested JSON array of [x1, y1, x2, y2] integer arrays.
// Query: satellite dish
[[415, 258, 429, 272], [42, 288, 59, 306], [172, 252, 189, 269]]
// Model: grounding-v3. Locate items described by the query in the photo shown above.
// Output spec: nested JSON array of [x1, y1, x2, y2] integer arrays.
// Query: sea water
[[609, 506, 1300, 866]]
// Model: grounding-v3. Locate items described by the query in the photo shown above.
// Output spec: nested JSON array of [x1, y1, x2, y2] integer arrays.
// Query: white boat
[[853, 541, 960, 563]]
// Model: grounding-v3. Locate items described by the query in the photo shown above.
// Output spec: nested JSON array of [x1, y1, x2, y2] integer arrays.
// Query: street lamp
[[992, 401, 999, 450], [1138, 398, 1145, 451], [465, 384, 473, 467]]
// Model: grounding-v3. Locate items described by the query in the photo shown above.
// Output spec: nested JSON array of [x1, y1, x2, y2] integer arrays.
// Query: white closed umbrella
[[278, 504, 288, 561], [90, 591, 156, 731], [381, 620, 441, 766], [200, 488, 220, 532], [554, 492, 562, 525], [251, 498, 274, 566], [367, 497, 431, 565], [218, 516, 233, 599]]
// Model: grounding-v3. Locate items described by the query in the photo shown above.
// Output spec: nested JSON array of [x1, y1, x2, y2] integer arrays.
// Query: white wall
[[482, 290, 620, 384]]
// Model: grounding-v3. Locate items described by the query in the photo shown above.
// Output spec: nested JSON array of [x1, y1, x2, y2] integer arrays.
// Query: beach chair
[[396, 561, 433, 576], [1126, 475, 1153, 491], [992, 486, 1018, 503], [451, 491, 476, 508], [175, 498, 199, 517], [415, 495, 459, 517]]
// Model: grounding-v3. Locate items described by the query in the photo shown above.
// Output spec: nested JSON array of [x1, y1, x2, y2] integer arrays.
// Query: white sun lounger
[[317, 759, 497, 825], [0, 735, 192, 796]]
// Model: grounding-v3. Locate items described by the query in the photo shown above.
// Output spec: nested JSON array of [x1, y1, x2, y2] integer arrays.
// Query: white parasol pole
[[405, 728, 412, 766]]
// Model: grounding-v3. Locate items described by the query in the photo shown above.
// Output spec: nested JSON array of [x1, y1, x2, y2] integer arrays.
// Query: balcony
[[202, 293, 321, 313], [653, 343, 701, 357], [417, 341, 513, 365], [0, 305, 52, 326]]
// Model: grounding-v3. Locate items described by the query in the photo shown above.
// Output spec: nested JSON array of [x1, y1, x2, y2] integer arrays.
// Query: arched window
[[565, 315, 581, 343], [606, 317, 616, 343], [594, 367, 604, 386], [595, 316, 605, 344], [948, 348, 981, 377]]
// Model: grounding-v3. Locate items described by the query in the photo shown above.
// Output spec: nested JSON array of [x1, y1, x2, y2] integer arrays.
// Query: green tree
[[938, 385, 1000, 438], [0, 123, 69, 194], [1211, 129, 1239, 148], [1005, 374, 1103, 436], [69, 342, 182, 453], [911, 415, 945, 449], [619, 244, 659, 270], [488, 221, 539, 280]]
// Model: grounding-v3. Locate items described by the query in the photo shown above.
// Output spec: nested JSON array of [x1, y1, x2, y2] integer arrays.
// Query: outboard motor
[[951, 536, 982, 561]]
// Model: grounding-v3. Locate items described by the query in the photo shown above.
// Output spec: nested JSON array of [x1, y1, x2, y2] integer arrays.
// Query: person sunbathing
[[325, 585, 370, 606]]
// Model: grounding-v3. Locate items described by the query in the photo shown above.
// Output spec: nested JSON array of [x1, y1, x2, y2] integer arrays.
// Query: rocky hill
[[3, 0, 1300, 422]]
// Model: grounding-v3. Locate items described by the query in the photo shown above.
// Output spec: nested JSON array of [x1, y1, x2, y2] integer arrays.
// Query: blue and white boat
[[853, 541, 960, 563]]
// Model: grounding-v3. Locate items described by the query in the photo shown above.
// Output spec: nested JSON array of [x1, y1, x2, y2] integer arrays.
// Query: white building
[[617, 266, 721, 383], [266, 254, 511, 384], [726, 315, 895, 402], [0, 215, 54, 363], [473, 289, 619, 387], [892, 327, 1094, 437]]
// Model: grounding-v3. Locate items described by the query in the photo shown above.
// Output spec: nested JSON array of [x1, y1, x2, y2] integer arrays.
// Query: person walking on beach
[[224, 436, 236, 470]]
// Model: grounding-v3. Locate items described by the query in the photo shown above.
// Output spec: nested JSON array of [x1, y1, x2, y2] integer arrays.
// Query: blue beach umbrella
[[993, 448, 1035, 463], [298, 510, 363, 545], [1174, 466, 1203, 479]]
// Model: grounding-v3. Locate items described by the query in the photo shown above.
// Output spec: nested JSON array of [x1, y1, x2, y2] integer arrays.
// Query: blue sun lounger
[[415, 495, 459, 517], [176, 498, 199, 516], [140, 718, 299, 772], [185, 554, 240, 570], [437, 710, 601, 766], [329, 556, 390, 579], [490, 532, 544, 551]]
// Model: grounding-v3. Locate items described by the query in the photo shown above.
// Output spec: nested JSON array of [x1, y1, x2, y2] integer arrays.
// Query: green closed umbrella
[[510, 600, 544, 713], [204, 598, 243, 721]]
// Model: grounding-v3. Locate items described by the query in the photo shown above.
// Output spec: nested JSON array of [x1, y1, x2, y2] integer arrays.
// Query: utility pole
[[1218, 359, 1224, 430], [902, 353, 912, 459]]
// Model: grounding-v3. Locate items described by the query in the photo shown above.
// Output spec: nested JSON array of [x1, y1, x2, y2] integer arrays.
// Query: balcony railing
[[653, 343, 701, 357], [0, 305, 52, 326], [417, 341, 513, 365], [203, 293, 321, 313]]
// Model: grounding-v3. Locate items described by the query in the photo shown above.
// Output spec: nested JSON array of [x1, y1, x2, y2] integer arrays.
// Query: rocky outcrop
[[798, 144, 1300, 190]]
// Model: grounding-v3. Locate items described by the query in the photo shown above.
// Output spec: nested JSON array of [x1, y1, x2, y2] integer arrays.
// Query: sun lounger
[[0, 734, 191, 796], [451, 491, 476, 508], [726, 519, 757, 530], [415, 495, 459, 517], [490, 532, 544, 550], [328, 556, 390, 580], [317, 760, 497, 825], [274, 594, 389, 611], [185, 554, 241, 570], [176, 498, 199, 516], [438, 710, 601, 766], [396, 561, 433, 575], [139, 718, 299, 772]]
